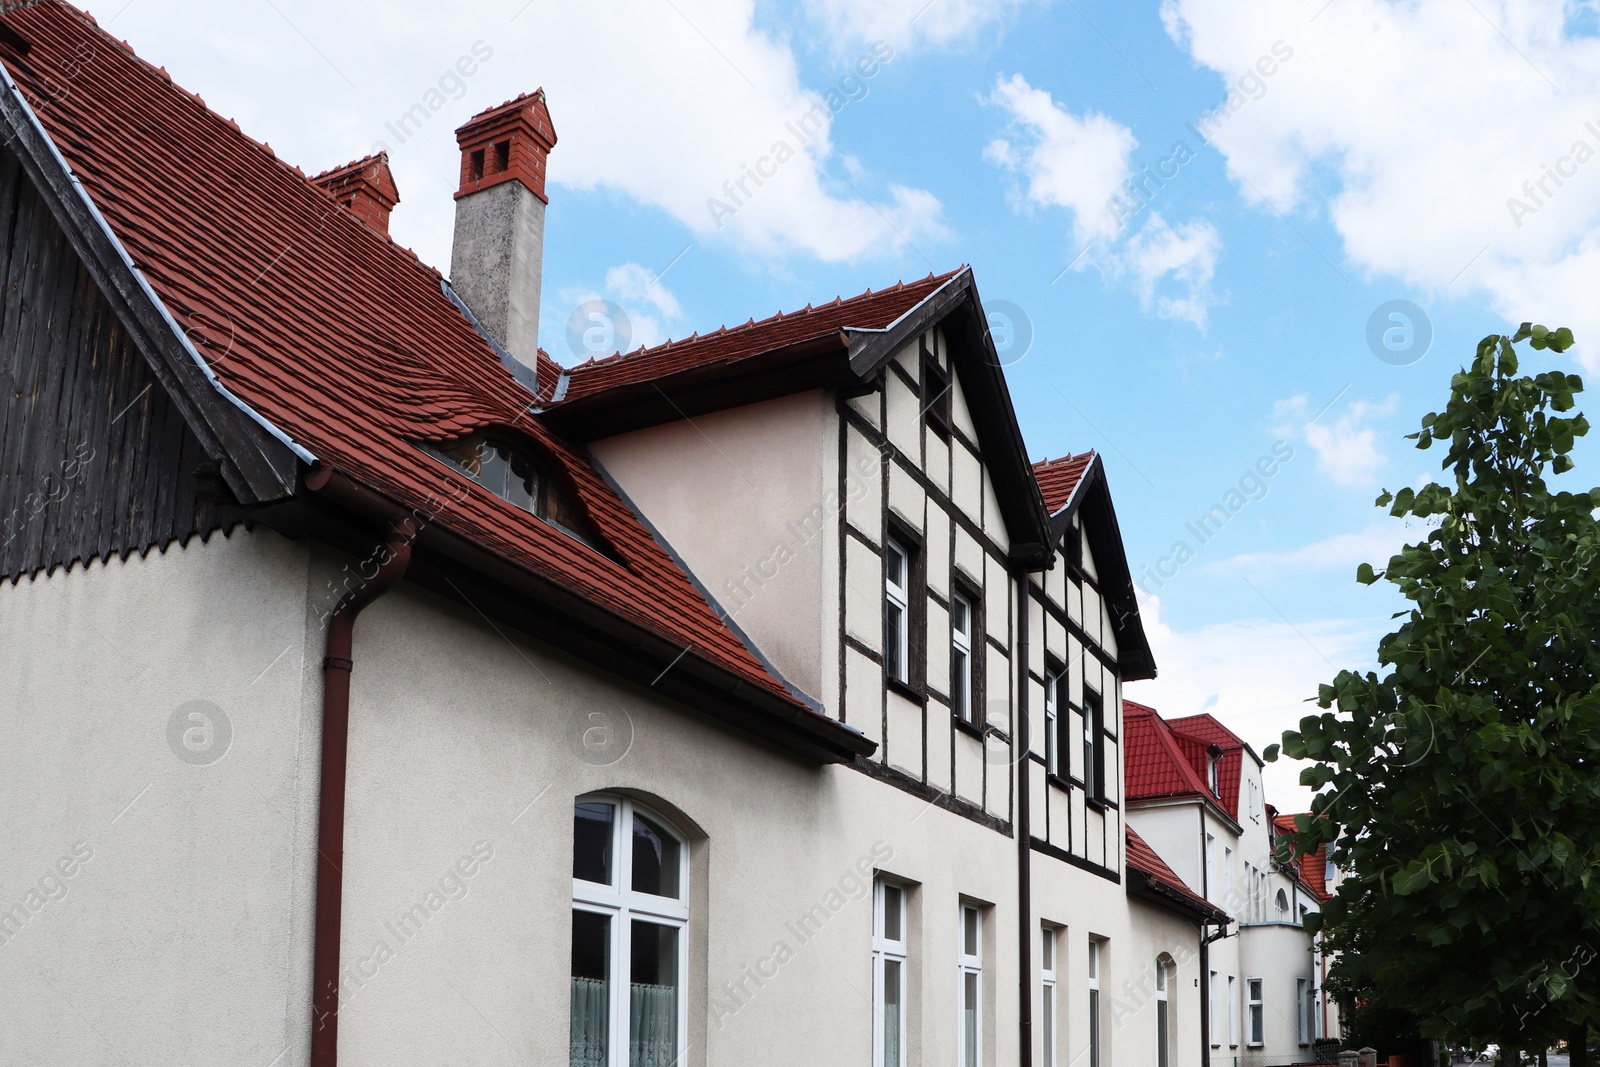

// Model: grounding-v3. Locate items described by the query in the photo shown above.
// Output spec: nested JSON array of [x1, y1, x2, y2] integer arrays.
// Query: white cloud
[[1273, 394, 1397, 487], [984, 73, 1138, 245], [983, 75, 1224, 326], [1212, 523, 1413, 577], [555, 264, 687, 358], [97, 0, 946, 271], [605, 263, 683, 320], [1116, 213, 1223, 328], [806, 0, 1035, 52], [1161, 0, 1600, 366], [1128, 590, 1385, 813]]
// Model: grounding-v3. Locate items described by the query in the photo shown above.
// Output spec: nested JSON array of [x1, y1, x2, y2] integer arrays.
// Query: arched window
[[570, 795, 688, 1067], [1275, 889, 1289, 922], [422, 432, 600, 548], [1155, 956, 1172, 1067]]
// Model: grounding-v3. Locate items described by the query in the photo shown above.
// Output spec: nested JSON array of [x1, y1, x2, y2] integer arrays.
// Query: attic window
[[494, 140, 510, 173], [422, 433, 600, 548]]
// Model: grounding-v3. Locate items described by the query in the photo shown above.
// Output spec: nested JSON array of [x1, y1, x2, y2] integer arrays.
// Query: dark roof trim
[[1046, 455, 1156, 680], [846, 268, 1054, 569], [544, 332, 854, 442], [1127, 863, 1231, 924], [0, 55, 302, 505], [271, 467, 874, 765]]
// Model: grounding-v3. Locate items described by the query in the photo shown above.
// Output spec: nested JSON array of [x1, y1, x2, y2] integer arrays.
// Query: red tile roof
[[1032, 452, 1095, 515], [1273, 813, 1333, 900], [0, 3, 804, 710], [1126, 826, 1224, 919], [556, 271, 962, 402], [1168, 713, 1246, 820], [1124, 699, 1218, 803]]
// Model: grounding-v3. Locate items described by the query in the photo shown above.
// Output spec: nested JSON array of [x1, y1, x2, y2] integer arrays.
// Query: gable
[[0, 146, 229, 580]]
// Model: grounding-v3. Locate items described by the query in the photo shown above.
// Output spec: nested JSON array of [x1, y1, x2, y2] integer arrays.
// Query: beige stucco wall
[[588, 391, 834, 707], [0, 528, 322, 1067]]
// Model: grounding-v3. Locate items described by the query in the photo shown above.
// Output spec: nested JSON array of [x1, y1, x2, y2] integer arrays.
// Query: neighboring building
[[1125, 700, 1339, 1065], [0, 6, 1250, 1067], [1274, 811, 1344, 1044]]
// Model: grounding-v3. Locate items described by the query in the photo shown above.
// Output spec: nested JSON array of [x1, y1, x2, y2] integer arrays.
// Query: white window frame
[[1040, 928, 1057, 1067], [1247, 978, 1264, 1047], [1276, 888, 1289, 922], [1087, 938, 1102, 1067], [1228, 975, 1239, 1047], [571, 794, 690, 1067], [885, 540, 910, 683], [1155, 958, 1170, 1067], [1043, 668, 1060, 776], [1224, 847, 1234, 916], [958, 905, 983, 1067], [873, 880, 908, 1067], [1297, 978, 1310, 1045], [1208, 754, 1220, 794], [1208, 970, 1219, 1047], [1248, 778, 1260, 822], [1082, 689, 1102, 801], [951, 592, 974, 723], [1205, 833, 1217, 904]]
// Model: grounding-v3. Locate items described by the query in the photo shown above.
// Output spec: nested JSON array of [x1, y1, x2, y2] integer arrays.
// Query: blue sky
[[86, 0, 1600, 808]]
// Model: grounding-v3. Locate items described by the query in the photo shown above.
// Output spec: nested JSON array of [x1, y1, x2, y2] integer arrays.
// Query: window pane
[[506, 446, 539, 514], [1040, 928, 1054, 971], [883, 958, 903, 1067], [963, 907, 979, 957], [962, 971, 979, 1067], [1089, 988, 1100, 1067], [1041, 984, 1054, 1067], [886, 602, 904, 681], [573, 802, 614, 885], [1157, 1001, 1169, 1067], [952, 596, 968, 634], [630, 921, 679, 1067], [631, 812, 681, 899], [570, 911, 609, 1067], [951, 648, 968, 718], [886, 543, 905, 589], [883, 885, 903, 942]]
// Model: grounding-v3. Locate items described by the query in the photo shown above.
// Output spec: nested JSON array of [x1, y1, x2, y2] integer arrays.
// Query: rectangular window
[[1043, 666, 1061, 777], [885, 540, 910, 684], [1248, 778, 1260, 822], [959, 905, 983, 1067], [1228, 975, 1239, 1047], [1041, 928, 1057, 1067], [1087, 940, 1102, 1067], [1208, 970, 1219, 1047], [1297, 978, 1310, 1045], [873, 881, 908, 1067], [1205, 834, 1216, 904], [1224, 847, 1234, 916], [1155, 959, 1169, 1067], [1083, 689, 1104, 802], [1247, 978, 1264, 1046], [923, 354, 952, 437], [951, 592, 974, 723]]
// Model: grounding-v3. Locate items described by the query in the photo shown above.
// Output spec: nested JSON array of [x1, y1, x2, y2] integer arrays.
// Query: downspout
[[308, 488, 417, 1067], [1015, 571, 1033, 1067], [1200, 921, 1232, 1067]]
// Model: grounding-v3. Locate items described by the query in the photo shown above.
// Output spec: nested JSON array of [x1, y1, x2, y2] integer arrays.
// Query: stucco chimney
[[449, 91, 557, 373], [312, 153, 400, 235]]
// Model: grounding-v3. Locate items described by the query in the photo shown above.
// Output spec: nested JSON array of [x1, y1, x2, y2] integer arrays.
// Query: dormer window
[[1208, 753, 1221, 795], [421, 432, 600, 548]]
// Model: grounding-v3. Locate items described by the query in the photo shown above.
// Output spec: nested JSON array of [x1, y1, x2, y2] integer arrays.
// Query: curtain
[[629, 982, 677, 1067], [570, 977, 608, 1067]]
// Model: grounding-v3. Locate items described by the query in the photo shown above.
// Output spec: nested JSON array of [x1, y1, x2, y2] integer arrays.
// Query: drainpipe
[[1201, 921, 1232, 1067], [1015, 571, 1033, 1067], [307, 471, 417, 1067]]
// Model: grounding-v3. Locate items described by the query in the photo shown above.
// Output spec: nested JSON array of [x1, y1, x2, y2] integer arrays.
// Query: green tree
[[1269, 325, 1600, 1063]]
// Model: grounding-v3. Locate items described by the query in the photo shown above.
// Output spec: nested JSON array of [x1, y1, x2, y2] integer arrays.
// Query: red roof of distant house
[[1126, 826, 1227, 920], [1123, 700, 1252, 820], [1032, 453, 1095, 515], [1273, 813, 1333, 900], [0, 3, 808, 712], [556, 271, 962, 402]]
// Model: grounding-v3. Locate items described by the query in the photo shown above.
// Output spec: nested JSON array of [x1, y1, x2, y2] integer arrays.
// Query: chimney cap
[[312, 152, 400, 234], [454, 89, 557, 203]]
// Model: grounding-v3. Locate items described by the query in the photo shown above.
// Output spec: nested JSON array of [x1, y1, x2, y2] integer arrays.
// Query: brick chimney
[[312, 153, 400, 235], [449, 90, 557, 373]]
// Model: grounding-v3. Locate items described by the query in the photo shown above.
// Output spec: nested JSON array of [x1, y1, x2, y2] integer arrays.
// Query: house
[[1274, 810, 1343, 1043], [1124, 699, 1340, 1064], [0, 4, 1239, 1066]]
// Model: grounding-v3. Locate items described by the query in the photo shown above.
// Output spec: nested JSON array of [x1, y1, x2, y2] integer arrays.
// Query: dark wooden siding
[[0, 146, 227, 581]]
